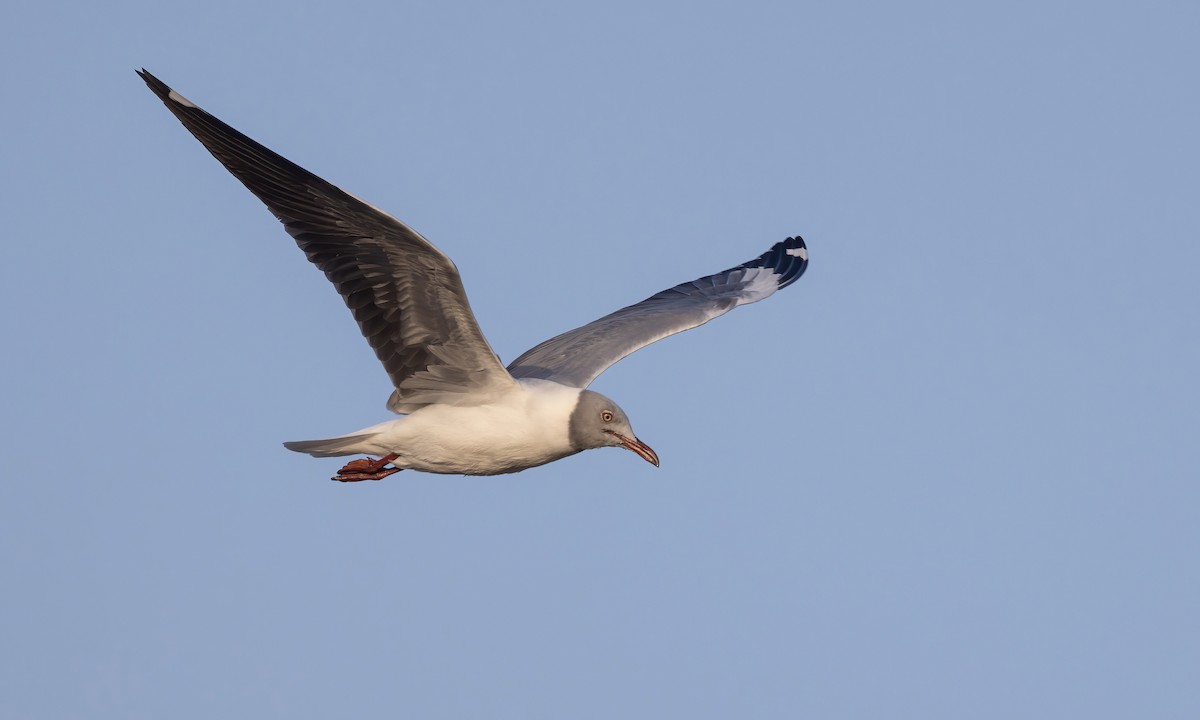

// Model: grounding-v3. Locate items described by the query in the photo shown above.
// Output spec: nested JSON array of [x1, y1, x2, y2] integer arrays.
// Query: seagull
[[138, 69, 809, 481]]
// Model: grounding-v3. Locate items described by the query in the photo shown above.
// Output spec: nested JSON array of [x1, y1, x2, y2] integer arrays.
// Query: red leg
[[332, 453, 401, 482], [337, 453, 398, 474]]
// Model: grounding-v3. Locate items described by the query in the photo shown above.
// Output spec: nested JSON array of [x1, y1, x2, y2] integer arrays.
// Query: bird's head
[[568, 390, 659, 467]]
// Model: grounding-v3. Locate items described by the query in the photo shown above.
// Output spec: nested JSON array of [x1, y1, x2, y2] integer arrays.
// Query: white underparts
[[331, 379, 584, 475]]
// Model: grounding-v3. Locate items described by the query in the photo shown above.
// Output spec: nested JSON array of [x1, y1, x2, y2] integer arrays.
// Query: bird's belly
[[389, 400, 578, 475], [405, 437, 577, 475]]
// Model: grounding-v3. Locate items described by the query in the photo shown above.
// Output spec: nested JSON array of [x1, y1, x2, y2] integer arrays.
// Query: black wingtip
[[136, 68, 170, 100], [740, 235, 808, 289], [135, 68, 202, 113]]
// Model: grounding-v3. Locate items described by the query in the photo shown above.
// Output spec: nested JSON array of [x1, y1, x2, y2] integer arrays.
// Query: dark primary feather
[[137, 69, 514, 412], [507, 236, 808, 388]]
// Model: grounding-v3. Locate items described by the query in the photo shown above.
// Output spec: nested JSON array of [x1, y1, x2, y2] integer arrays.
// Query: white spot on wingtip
[[167, 89, 197, 108], [786, 246, 808, 260]]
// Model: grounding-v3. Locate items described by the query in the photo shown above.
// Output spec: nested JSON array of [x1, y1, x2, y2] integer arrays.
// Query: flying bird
[[138, 69, 809, 481]]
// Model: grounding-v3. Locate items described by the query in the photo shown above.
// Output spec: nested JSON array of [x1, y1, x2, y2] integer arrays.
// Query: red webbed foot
[[332, 453, 400, 483]]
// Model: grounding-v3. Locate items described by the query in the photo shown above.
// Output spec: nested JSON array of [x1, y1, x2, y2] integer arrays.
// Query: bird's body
[[138, 69, 808, 480], [296, 379, 585, 475]]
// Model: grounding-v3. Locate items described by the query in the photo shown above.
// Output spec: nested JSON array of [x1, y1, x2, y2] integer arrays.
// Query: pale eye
[[601, 410, 614, 423]]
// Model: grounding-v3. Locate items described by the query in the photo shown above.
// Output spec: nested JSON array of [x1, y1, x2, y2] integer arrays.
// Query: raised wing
[[507, 236, 808, 388], [138, 70, 515, 413]]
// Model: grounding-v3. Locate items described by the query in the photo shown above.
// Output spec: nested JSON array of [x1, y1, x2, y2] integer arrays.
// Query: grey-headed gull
[[138, 69, 809, 481]]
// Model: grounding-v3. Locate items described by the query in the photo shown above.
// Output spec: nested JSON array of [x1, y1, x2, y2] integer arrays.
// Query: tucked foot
[[332, 453, 400, 483], [338, 458, 381, 473], [332, 467, 402, 483]]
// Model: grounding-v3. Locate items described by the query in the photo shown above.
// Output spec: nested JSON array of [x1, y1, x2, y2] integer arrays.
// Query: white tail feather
[[282, 432, 379, 458]]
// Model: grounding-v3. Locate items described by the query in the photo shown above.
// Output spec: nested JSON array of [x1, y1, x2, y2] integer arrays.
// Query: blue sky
[[2, 1, 1198, 717]]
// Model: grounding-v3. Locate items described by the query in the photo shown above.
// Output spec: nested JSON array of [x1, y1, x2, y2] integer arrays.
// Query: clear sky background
[[2, 1, 1197, 717]]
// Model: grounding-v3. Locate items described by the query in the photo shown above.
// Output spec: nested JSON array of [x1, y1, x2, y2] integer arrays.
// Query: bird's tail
[[283, 433, 378, 458]]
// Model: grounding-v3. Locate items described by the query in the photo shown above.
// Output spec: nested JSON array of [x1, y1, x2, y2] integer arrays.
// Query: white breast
[[384, 379, 584, 475]]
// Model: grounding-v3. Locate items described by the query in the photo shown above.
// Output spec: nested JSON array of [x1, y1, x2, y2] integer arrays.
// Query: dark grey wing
[[138, 70, 515, 413], [507, 236, 808, 388]]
